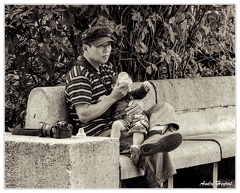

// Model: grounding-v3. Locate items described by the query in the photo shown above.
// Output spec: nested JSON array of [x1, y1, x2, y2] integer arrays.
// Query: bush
[[5, 5, 235, 130]]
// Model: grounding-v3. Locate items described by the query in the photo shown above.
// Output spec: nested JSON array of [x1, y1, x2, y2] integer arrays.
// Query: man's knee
[[154, 102, 174, 113]]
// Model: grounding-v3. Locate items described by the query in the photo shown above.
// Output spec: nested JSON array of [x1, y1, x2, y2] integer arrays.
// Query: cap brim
[[90, 37, 114, 47]]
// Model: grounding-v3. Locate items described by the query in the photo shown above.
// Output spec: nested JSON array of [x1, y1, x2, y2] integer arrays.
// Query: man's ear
[[82, 44, 88, 51]]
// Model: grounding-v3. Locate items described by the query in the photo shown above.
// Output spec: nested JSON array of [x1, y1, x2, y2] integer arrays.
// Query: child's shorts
[[119, 114, 149, 135]]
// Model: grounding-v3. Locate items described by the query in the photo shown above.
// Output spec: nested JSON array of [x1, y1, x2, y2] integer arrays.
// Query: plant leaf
[[146, 66, 152, 74]]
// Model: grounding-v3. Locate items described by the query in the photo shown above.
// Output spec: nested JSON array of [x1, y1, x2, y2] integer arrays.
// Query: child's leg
[[129, 116, 148, 165], [130, 132, 145, 165], [130, 115, 149, 145], [133, 132, 145, 146], [111, 120, 127, 138]]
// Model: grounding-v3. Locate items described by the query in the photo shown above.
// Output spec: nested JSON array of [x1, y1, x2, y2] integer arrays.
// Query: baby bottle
[[117, 72, 132, 87], [76, 128, 86, 137]]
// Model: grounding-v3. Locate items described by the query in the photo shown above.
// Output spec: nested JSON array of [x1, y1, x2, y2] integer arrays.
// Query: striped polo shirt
[[65, 56, 116, 136]]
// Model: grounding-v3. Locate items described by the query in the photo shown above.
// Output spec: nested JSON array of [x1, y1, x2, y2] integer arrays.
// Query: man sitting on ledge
[[64, 26, 182, 188]]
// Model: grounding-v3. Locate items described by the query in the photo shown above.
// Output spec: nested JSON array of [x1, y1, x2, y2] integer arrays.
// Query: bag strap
[[148, 80, 158, 104], [11, 128, 40, 136]]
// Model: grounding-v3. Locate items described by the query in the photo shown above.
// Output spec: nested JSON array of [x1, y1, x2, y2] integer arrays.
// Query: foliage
[[107, 5, 235, 80], [5, 5, 235, 129]]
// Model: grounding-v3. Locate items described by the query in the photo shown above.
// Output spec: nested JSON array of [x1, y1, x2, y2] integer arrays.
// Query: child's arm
[[130, 81, 151, 99]]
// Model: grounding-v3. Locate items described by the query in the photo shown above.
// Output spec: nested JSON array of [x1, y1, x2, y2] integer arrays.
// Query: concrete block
[[25, 86, 67, 129], [5, 133, 119, 188], [176, 106, 235, 136], [149, 76, 235, 111]]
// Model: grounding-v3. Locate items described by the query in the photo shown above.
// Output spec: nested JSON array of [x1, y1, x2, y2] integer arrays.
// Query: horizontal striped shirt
[[65, 57, 116, 136]]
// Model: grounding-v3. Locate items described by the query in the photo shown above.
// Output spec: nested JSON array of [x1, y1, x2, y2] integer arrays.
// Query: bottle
[[117, 72, 132, 86], [76, 128, 86, 137]]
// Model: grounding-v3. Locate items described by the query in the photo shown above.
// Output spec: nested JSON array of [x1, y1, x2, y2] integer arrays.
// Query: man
[[65, 26, 182, 188]]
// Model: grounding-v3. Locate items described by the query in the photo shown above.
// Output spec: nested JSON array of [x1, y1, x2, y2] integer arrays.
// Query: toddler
[[102, 72, 151, 164]]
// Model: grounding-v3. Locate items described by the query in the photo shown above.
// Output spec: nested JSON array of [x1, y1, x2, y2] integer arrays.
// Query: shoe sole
[[140, 133, 182, 156]]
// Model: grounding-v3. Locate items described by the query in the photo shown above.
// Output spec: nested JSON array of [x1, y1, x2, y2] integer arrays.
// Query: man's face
[[85, 41, 112, 65]]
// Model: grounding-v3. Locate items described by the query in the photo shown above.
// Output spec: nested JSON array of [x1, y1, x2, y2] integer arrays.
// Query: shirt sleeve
[[130, 85, 148, 100], [67, 75, 92, 106]]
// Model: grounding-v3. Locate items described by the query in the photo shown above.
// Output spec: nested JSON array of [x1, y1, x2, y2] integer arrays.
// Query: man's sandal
[[140, 130, 182, 156]]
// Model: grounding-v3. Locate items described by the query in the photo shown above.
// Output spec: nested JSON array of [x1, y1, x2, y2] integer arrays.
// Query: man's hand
[[125, 100, 143, 116], [108, 83, 129, 102]]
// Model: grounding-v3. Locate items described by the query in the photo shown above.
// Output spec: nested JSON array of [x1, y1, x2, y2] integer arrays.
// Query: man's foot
[[130, 145, 141, 165], [140, 130, 182, 156]]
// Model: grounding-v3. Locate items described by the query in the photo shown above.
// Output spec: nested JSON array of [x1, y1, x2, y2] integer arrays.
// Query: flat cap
[[81, 26, 114, 46]]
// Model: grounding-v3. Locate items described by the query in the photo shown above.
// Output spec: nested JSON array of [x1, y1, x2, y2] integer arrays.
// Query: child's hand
[[143, 81, 151, 92]]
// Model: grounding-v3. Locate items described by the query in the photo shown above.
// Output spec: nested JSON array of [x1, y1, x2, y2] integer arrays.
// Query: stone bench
[[5, 76, 235, 188]]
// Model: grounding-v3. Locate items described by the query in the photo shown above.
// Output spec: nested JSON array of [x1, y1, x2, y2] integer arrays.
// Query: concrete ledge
[[184, 131, 235, 158], [169, 140, 221, 169], [5, 133, 119, 188]]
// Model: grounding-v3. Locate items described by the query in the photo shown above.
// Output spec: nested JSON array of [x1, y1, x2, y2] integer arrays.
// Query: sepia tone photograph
[[4, 4, 235, 189]]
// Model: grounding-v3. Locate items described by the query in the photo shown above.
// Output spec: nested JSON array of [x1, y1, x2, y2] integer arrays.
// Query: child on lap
[[99, 72, 151, 164]]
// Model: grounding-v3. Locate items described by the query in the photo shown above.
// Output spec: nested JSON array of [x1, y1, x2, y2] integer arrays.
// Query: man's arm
[[75, 84, 129, 123], [75, 99, 115, 123]]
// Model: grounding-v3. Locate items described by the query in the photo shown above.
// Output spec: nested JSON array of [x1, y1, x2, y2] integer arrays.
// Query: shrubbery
[[5, 5, 235, 130]]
